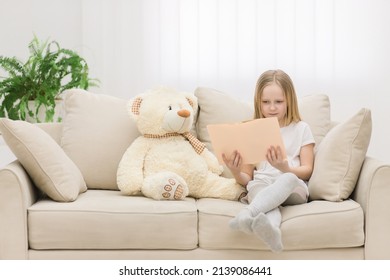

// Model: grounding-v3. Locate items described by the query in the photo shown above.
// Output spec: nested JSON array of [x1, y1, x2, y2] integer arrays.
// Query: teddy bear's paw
[[142, 172, 189, 200], [161, 178, 187, 200], [161, 178, 185, 200], [238, 191, 248, 202], [210, 164, 224, 175]]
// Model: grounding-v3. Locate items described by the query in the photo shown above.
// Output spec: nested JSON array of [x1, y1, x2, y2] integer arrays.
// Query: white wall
[[1, 0, 389, 163], [0, 0, 82, 62]]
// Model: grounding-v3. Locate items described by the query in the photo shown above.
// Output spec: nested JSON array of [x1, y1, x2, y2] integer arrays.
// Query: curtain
[[81, 0, 389, 102]]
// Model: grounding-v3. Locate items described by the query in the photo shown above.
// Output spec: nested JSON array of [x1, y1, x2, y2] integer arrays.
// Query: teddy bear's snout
[[177, 109, 190, 118]]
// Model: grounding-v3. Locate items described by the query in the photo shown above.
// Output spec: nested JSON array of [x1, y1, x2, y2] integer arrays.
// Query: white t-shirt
[[253, 121, 315, 182]]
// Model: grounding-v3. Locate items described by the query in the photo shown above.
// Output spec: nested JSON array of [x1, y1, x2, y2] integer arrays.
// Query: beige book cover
[[207, 117, 286, 164]]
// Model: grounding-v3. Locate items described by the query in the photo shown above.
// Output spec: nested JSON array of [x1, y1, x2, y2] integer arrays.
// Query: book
[[207, 117, 286, 164]]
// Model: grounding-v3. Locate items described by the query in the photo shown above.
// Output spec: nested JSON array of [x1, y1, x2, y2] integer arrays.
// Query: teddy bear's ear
[[130, 97, 143, 116], [186, 98, 194, 108], [185, 95, 198, 111]]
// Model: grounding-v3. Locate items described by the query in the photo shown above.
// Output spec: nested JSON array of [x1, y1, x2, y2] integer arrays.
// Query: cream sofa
[[0, 87, 389, 260]]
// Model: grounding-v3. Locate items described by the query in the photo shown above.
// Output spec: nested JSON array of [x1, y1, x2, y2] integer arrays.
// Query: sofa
[[0, 87, 389, 260]]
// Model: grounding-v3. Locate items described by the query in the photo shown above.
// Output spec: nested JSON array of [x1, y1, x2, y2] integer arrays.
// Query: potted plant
[[0, 35, 99, 122]]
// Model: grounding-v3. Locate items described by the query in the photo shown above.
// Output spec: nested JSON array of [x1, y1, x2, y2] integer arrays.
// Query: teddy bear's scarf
[[144, 132, 205, 154]]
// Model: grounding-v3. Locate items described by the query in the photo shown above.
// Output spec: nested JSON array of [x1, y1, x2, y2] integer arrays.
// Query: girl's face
[[260, 83, 287, 126]]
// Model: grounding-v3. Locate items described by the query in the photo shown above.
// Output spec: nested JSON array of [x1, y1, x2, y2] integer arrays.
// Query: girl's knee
[[280, 172, 298, 182], [280, 172, 307, 191]]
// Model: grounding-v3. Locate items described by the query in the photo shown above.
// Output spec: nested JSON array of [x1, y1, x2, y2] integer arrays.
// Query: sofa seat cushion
[[28, 190, 198, 250], [197, 198, 364, 251]]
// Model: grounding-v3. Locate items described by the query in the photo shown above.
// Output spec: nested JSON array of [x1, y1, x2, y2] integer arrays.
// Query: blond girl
[[222, 69, 315, 252]]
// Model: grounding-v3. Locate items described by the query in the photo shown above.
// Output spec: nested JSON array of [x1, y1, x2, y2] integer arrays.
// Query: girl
[[222, 69, 315, 252]]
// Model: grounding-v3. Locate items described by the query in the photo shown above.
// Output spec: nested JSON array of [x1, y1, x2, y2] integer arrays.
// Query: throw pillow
[[194, 87, 254, 152], [194, 87, 253, 178], [60, 89, 140, 190], [298, 94, 331, 149], [308, 108, 372, 201], [0, 118, 86, 202]]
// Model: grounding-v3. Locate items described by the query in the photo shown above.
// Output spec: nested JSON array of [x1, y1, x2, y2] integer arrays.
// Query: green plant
[[0, 35, 99, 122]]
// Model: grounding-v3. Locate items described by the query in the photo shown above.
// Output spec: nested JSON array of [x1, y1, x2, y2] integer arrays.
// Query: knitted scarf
[[143, 132, 205, 154]]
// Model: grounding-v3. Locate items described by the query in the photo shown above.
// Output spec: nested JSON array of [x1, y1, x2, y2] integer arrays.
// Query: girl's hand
[[222, 150, 242, 176], [222, 150, 255, 186], [266, 145, 290, 173]]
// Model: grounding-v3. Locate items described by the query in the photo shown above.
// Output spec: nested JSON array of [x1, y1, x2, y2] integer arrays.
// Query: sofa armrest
[[0, 161, 38, 259], [352, 156, 390, 259]]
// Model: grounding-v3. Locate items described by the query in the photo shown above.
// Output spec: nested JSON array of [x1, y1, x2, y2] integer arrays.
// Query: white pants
[[243, 172, 309, 227]]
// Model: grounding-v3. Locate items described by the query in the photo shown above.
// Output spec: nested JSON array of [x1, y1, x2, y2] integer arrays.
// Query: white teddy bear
[[117, 86, 246, 201]]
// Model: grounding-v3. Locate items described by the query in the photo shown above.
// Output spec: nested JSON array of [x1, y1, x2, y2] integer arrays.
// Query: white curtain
[[81, 0, 390, 103]]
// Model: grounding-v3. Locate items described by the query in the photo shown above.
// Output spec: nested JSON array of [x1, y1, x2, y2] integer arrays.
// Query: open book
[[207, 117, 286, 164]]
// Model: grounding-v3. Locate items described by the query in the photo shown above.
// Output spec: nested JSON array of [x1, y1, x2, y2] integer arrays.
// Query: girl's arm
[[267, 144, 315, 181], [222, 150, 255, 186]]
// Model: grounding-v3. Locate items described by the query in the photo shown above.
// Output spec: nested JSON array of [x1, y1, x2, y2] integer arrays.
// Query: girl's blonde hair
[[253, 69, 301, 126]]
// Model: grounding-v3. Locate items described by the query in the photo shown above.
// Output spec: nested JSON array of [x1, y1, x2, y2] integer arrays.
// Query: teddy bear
[[116, 86, 246, 201]]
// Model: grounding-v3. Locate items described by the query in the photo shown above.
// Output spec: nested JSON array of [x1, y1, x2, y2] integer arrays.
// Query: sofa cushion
[[28, 190, 198, 250], [0, 118, 86, 202], [194, 87, 254, 152], [298, 94, 331, 151], [196, 198, 364, 250], [308, 108, 372, 201], [61, 89, 140, 190]]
